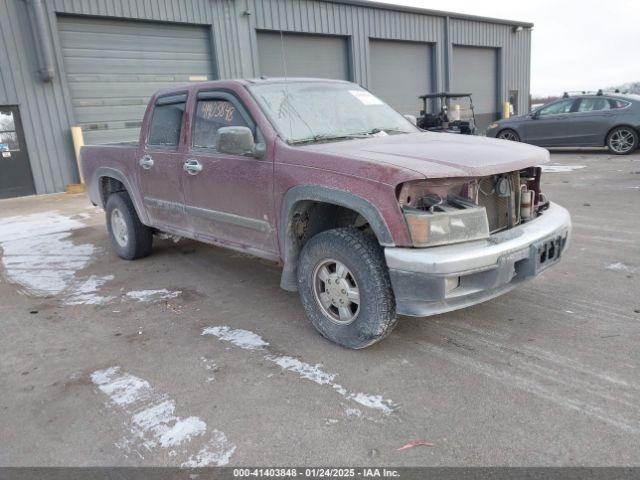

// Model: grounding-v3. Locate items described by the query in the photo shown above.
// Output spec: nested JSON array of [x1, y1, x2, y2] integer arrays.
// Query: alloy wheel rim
[[610, 129, 635, 153], [111, 208, 129, 247], [312, 259, 361, 325], [499, 131, 518, 141]]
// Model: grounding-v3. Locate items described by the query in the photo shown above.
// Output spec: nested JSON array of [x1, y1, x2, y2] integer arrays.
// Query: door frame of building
[[0, 105, 36, 199]]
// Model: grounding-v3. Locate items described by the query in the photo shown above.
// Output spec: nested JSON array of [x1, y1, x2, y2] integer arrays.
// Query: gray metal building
[[0, 0, 532, 198]]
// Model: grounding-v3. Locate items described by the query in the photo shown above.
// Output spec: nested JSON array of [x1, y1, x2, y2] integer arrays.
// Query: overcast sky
[[370, 0, 640, 96]]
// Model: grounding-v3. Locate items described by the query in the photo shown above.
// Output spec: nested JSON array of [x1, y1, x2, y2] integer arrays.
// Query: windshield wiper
[[363, 127, 410, 135], [288, 128, 410, 145], [288, 133, 369, 145]]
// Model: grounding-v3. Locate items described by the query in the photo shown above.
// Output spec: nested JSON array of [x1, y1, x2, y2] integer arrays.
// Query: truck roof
[[152, 77, 353, 97]]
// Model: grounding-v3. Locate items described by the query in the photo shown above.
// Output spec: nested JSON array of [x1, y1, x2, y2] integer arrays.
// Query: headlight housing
[[398, 179, 490, 247], [488, 122, 500, 130]]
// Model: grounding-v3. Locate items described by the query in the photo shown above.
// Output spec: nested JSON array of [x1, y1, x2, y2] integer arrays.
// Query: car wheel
[[497, 129, 520, 142], [297, 228, 397, 349], [105, 191, 153, 260], [607, 126, 638, 155]]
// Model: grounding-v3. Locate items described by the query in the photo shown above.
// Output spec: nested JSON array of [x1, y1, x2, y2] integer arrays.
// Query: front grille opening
[[477, 172, 521, 233]]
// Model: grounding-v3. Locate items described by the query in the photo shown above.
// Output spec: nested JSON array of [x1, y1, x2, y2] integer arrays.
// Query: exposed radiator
[[477, 172, 520, 233]]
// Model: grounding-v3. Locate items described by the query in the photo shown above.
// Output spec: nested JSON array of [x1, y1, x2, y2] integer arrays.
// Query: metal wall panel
[[58, 16, 215, 145], [0, 0, 532, 196], [0, 0, 237, 194], [369, 39, 432, 115], [452, 45, 498, 131], [247, 0, 445, 90], [0, 0, 75, 193], [257, 31, 350, 80]]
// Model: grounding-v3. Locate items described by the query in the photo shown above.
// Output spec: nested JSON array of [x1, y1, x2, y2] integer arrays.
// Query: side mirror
[[530, 111, 540, 120], [404, 114, 418, 126], [217, 126, 265, 158]]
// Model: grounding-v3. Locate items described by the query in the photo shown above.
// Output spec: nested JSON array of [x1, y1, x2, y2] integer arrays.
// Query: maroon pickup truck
[[81, 78, 571, 349]]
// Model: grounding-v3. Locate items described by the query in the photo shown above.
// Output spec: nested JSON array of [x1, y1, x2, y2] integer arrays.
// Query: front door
[[182, 91, 277, 259], [523, 98, 576, 146], [0, 106, 36, 199], [136, 93, 188, 231]]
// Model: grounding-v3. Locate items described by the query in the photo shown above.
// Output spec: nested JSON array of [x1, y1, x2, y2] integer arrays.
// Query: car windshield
[[248, 81, 419, 144]]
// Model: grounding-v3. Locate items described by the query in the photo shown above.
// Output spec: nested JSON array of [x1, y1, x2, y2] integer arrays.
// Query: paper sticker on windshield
[[349, 90, 383, 106]]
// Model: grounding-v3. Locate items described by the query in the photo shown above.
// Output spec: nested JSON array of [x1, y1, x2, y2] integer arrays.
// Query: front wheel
[[607, 127, 638, 155], [497, 129, 520, 142], [297, 228, 397, 349], [105, 191, 153, 260]]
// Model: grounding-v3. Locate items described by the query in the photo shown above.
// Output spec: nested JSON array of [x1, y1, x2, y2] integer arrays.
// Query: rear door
[[566, 97, 616, 145], [523, 99, 576, 146], [181, 90, 277, 258], [137, 93, 188, 231]]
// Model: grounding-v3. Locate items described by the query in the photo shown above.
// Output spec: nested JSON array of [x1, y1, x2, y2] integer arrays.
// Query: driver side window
[[192, 99, 250, 150], [538, 99, 574, 116]]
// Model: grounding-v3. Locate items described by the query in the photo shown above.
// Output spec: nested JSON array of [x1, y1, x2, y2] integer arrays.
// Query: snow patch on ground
[[181, 432, 237, 467], [0, 211, 118, 305], [606, 262, 636, 273], [267, 355, 336, 385], [204, 325, 397, 414], [203, 325, 269, 350], [64, 275, 115, 305], [344, 407, 363, 419], [125, 289, 182, 302], [541, 165, 586, 173], [347, 392, 395, 415], [91, 366, 234, 465], [0, 212, 95, 296], [91, 367, 153, 406]]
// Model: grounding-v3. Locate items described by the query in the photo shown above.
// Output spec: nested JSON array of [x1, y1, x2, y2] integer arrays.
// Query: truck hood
[[302, 132, 549, 178]]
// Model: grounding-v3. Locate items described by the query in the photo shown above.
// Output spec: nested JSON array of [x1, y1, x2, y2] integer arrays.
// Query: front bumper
[[385, 202, 571, 317]]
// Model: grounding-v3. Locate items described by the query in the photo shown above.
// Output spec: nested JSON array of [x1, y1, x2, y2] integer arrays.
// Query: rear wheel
[[105, 191, 153, 260], [297, 228, 397, 349], [497, 129, 520, 142], [607, 126, 638, 155]]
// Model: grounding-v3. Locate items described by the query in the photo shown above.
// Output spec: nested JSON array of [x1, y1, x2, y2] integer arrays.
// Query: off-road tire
[[497, 129, 520, 142], [297, 228, 397, 349], [105, 191, 153, 260], [606, 126, 638, 155]]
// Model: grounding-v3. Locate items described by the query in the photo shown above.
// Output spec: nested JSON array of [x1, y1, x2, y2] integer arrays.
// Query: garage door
[[58, 16, 215, 144], [369, 40, 432, 115], [257, 32, 349, 80], [452, 46, 498, 132]]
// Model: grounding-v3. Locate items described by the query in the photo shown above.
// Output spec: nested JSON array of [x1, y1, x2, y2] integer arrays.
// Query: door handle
[[139, 155, 154, 170], [183, 159, 203, 175]]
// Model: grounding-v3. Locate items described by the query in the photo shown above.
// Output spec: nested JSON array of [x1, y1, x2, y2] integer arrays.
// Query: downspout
[[444, 15, 451, 92], [442, 15, 451, 113], [27, 0, 55, 82]]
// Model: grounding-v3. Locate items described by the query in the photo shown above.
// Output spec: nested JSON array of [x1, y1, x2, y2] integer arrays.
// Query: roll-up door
[[369, 39, 433, 115], [452, 46, 499, 132], [58, 16, 215, 144], [257, 31, 349, 80]]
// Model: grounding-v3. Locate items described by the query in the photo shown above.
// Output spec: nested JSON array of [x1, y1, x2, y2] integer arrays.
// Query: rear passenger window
[[610, 99, 631, 109], [577, 98, 610, 112], [148, 95, 186, 148], [192, 99, 250, 150]]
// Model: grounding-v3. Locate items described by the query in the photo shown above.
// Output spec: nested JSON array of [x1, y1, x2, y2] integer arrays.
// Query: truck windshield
[[248, 81, 419, 144]]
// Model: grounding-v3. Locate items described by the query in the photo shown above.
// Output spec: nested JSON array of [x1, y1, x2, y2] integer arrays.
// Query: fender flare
[[279, 185, 394, 291], [94, 167, 150, 225]]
